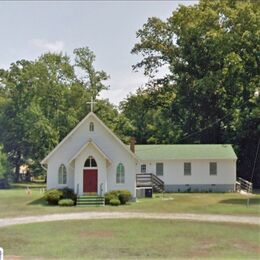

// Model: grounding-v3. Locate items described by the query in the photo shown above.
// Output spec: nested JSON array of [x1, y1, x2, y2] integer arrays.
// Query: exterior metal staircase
[[136, 173, 164, 193], [77, 194, 105, 206]]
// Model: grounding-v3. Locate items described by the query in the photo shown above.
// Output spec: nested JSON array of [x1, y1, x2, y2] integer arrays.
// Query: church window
[[141, 164, 146, 173], [210, 162, 217, 175], [156, 163, 164, 176], [184, 162, 191, 176], [84, 156, 97, 167], [58, 164, 67, 184], [116, 163, 125, 184], [89, 122, 94, 132]]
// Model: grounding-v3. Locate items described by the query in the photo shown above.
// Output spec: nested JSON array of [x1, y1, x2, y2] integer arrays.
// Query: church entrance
[[83, 156, 98, 193], [83, 169, 97, 193]]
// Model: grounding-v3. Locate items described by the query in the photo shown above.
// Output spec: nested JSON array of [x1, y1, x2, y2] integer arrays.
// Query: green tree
[[0, 48, 112, 181], [131, 0, 260, 184], [0, 144, 10, 180], [0, 60, 35, 181], [74, 47, 109, 98], [120, 88, 152, 143]]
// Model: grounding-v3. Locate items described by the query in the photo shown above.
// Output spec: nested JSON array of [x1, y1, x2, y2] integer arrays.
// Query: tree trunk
[[14, 163, 20, 182], [14, 151, 21, 183]]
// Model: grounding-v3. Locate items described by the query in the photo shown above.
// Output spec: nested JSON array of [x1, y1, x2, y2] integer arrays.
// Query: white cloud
[[99, 66, 169, 106], [99, 71, 148, 106], [0, 63, 10, 70], [32, 39, 64, 53]]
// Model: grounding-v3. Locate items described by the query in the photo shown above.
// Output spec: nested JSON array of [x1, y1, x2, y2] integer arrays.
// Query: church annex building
[[41, 112, 237, 198]]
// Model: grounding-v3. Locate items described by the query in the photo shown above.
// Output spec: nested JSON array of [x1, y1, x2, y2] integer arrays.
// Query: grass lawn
[[0, 219, 259, 259], [0, 183, 259, 218]]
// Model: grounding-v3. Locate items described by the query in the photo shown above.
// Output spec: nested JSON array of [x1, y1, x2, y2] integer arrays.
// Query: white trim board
[[68, 140, 112, 164], [41, 112, 136, 164]]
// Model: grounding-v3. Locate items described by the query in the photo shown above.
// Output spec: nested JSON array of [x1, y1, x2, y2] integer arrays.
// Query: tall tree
[[0, 144, 10, 180], [131, 0, 260, 184], [0, 47, 113, 181], [74, 47, 109, 98]]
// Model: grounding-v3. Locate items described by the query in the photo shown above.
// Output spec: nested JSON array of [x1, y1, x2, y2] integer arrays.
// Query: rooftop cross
[[87, 97, 97, 112]]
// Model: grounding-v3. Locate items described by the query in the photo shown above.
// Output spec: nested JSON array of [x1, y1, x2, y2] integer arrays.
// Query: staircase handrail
[[136, 173, 164, 192], [151, 173, 164, 187], [237, 177, 253, 193]]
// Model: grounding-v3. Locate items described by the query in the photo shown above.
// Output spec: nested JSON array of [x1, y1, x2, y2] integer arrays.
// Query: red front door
[[83, 169, 98, 193]]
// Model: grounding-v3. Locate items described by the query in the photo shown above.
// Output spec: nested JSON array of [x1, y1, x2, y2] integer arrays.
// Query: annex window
[[84, 156, 97, 167], [210, 162, 217, 175], [156, 163, 163, 176], [141, 164, 146, 173], [58, 164, 67, 184], [184, 162, 191, 176], [89, 122, 94, 132], [116, 163, 125, 184]]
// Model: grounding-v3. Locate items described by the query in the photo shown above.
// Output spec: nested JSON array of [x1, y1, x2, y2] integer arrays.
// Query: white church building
[[41, 111, 237, 198]]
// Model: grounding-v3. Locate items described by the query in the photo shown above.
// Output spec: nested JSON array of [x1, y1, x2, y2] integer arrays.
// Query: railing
[[236, 177, 253, 193], [136, 173, 164, 192]]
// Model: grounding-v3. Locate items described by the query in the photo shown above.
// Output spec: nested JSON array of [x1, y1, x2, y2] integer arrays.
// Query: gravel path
[[0, 212, 259, 227]]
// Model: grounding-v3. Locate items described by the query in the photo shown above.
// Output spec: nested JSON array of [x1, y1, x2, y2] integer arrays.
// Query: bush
[[109, 198, 121, 206], [62, 187, 77, 204], [44, 189, 63, 205], [118, 190, 132, 205], [44, 187, 77, 205], [58, 199, 74, 207], [105, 190, 132, 205], [104, 191, 118, 205]]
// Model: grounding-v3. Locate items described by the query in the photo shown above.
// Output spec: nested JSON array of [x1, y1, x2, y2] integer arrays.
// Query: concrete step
[[76, 195, 105, 206]]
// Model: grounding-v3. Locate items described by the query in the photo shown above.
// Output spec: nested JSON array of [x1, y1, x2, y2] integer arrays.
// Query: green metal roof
[[135, 144, 237, 160]]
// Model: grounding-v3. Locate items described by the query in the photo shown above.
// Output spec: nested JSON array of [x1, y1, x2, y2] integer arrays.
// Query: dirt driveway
[[0, 212, 259, 227]]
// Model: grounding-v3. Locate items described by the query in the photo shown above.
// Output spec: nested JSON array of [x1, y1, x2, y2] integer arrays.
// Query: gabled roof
[[68, 140, 112, 164], [41, 112, 136, 164], [135, 144, 237, 160]]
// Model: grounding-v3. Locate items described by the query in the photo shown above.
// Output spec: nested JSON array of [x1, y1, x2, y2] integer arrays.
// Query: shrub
[[58, 199, 74, 207], [44, 189, 63, 205], [44, 187, 77, 205], [62, 187, 77, 204], [104, 191, 118, 205], [105, 190, 132, 205], [118, 190, 132, 205], [109, 198, 121, 206]]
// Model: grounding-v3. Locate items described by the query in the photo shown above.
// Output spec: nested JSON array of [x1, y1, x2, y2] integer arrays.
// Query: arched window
[[84, 156, 97, 167], [89, 122, 94, 132], [116, 163, 125, 184], [58, 164, 67, 184]]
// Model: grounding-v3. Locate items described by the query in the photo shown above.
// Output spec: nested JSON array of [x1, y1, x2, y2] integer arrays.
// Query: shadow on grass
[[27, 197, 50, 206], [220, 198, 260, 205]]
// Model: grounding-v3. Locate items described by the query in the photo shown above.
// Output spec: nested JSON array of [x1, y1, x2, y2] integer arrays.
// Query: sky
[[0, 1, 196, 105]]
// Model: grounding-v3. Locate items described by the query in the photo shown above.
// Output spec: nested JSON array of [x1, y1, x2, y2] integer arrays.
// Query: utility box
[[145, 188, 153, 198]]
